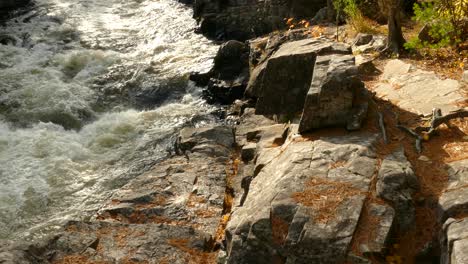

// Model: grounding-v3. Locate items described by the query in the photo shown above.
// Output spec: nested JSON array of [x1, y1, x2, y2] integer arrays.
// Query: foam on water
[[0, 0, 217, 240]]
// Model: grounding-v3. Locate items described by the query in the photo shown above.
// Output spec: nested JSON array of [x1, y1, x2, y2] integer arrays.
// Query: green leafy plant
[[405, 1, 465, 50]]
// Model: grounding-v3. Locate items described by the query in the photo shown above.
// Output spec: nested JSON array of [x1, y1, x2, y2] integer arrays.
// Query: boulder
[[438, 160, 468, 220], [353, 33, 373, 46], [376, 149, 419, 231], [191, 40, 250, 104], [298, 53, 366, 132], [225, 132, 378, 263], [246, 38, 351, 116], [177, 126, 234, 156], [440, 218, 468, 264], [193, 0, 327, 41]]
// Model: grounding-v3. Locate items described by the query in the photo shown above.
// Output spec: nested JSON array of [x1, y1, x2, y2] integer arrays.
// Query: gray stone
[[355, 55, 380, 75], [440, 218, 468, 264], [298, 54, 366, 132], [353, 33, 373, 46], [247, 38, 351, 116], [359, 203, 395, 256], [352, 35, 386, 54], [439, 160, 468, 220], [376, 149, 419, 231], [225, 133, 378, 263], [374, 59, 463, 115], [178, 126, 234, 156]]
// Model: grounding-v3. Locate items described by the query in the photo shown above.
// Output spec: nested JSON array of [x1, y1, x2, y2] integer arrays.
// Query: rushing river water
[[0, 0, 218, 240]]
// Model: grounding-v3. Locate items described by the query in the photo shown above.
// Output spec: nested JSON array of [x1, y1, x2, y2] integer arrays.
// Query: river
[[0, 0, 218, 241]]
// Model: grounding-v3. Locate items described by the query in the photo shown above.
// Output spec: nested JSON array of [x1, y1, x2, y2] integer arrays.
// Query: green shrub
[[405, 1, 465, 50]]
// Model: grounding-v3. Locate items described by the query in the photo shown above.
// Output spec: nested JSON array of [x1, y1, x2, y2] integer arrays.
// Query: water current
[[0, 0, 218, 240]]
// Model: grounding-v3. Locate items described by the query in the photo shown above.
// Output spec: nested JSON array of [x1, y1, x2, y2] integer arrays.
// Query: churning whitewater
[[0, 0, 218, 240]]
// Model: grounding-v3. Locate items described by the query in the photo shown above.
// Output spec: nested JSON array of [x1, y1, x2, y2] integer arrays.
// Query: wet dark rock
[[203, 78, 246, 104], [376, 149, 419, 231], [311, 7, 329, 24], [193, 0, 327, 41], [191, 40, 250, 104]]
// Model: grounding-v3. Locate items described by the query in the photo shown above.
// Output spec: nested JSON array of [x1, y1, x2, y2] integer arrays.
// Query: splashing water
[[0, 0, 218, 240]]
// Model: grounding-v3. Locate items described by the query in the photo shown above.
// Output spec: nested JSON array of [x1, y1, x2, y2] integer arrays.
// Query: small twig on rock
[[378, 112, 388, 144]]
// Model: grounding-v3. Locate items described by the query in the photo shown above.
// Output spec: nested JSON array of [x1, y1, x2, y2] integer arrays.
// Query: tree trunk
[[386, 4, 405, 55]]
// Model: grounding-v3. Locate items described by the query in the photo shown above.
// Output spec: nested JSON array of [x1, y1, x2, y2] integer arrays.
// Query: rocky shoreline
[[1, 0, 468, 263]]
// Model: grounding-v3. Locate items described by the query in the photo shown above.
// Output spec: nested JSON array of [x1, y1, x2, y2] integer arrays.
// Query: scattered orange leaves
[[53, 255, 110, 264], [271, 213, 289, 246], [167, 238, 217, 264], [328, 160, 347, 169], [292, 177, 365, 223]]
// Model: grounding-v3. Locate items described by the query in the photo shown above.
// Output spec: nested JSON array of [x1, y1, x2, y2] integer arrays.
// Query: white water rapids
[[0, 0, 218, 240]]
